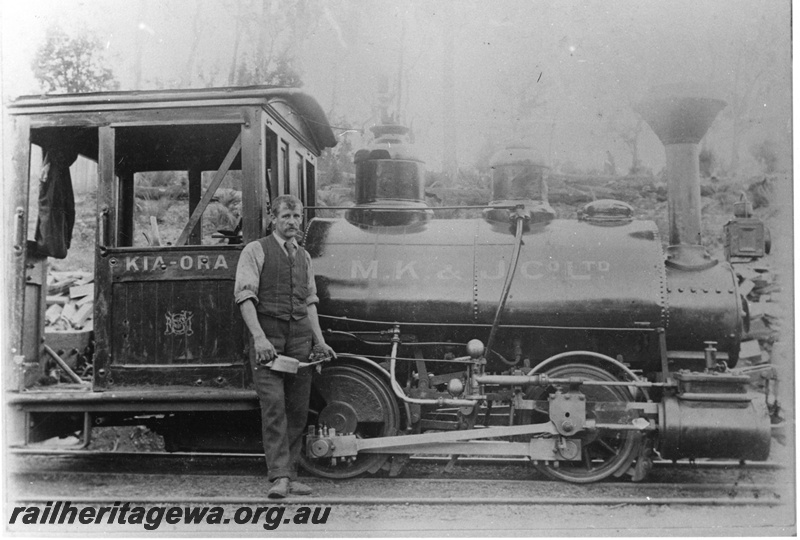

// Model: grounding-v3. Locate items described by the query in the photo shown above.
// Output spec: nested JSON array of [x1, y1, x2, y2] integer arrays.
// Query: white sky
[[0, 0, 793, 173]]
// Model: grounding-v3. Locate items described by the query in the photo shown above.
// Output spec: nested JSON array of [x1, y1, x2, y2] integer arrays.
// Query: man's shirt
[[234, 232, 319, 308]]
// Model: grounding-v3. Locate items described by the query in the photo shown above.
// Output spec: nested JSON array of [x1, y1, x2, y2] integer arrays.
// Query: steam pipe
[[387, 328, 478, 407], [485, 212, 527, 365]]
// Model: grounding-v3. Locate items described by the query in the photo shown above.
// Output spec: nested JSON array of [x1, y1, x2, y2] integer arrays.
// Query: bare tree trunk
[[441, 0, 457, 179], [729, 115, 741, 176], [181, 3, 203, 87], [630, 117, 643, 173], [255, 0, 269, 79], [327, 64, 339, 119], [395, 15, 406, 120], [228, 1, 244, 85], [132, 0, 147, 89]]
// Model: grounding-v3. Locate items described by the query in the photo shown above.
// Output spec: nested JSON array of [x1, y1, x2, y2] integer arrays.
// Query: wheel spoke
[[582, 448, 593, 470], [528, 362, 641, 483], [597, 438, 619, 456]]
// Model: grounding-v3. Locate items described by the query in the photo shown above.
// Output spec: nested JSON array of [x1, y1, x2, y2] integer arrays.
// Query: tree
[[215, 0, 312, 88], [605, 106, 646, 176], [32, 25, 119, 93], [708, 1, 789, 176], [317, 116, 356, 187], [232, 48, 304, 87], [180, 2, 204, 88]]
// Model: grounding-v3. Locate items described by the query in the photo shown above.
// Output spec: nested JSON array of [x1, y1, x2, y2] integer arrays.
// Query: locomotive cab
[[484, 146, 555, 225], [5, 86, 337, 450]]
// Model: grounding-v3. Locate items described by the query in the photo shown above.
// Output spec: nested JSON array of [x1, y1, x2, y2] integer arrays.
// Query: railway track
[[9, 453, 789, 509], [7, 447, 786, 470], [11, 474, 786, 508], [9, 452, 792, 536], [10, 495, 783, 507]]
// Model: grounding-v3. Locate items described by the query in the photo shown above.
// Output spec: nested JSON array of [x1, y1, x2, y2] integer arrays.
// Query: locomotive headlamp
[[724, 193, 770, 260], [466, 339, 485, 359]]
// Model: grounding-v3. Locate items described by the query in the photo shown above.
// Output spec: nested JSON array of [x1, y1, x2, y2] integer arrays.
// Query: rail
[[11, 495, 782, 507], [8, 448, 786, 470]]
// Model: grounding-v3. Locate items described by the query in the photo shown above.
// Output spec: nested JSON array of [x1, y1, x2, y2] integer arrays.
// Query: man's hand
[[320, 343, 337, 361], [310, 343, 337, 362], [253, 334, 276, 365]]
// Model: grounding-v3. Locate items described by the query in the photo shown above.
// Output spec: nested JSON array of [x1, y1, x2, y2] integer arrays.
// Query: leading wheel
[[299, 364, 400, 479], [529, 363, 639, 483]]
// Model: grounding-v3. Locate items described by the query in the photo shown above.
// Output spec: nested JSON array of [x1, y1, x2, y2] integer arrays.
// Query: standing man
[[234, 194, 336, 498]]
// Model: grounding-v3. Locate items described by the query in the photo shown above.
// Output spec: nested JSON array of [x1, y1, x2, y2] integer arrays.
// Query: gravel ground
[[7, 453, 795, 536]]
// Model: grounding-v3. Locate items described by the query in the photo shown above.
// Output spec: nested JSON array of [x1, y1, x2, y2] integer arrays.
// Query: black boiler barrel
[[306, 217, 667, 332]]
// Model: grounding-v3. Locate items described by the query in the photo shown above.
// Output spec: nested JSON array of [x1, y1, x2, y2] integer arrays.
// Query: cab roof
[[7, 85, 338, 151]]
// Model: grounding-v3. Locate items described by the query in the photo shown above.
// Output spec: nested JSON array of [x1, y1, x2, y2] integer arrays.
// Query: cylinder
[[658, 395, 771, 461]]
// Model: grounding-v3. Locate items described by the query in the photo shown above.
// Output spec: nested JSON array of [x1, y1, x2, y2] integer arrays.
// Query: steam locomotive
[[299, 90, 775, 483], [4, 85, 775, 484]]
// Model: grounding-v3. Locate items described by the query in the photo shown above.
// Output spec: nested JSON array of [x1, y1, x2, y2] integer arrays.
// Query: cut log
[[61, 302, 78, 325], [70, 283, 94, 299], [744, 318, 775, 340], [739, 340, 763, 362], [74, 273, 95, 285], [76, 295, 93, 307], [46, 295, 69, 306], [747, 302, 764, 320], [45, 304, 63, 325], [738, 279, 755, 297], [71, 304, 93, 328], [48, 278, 77, 296]]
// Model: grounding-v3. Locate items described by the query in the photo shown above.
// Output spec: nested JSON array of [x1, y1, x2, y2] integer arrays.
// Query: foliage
[[747, 175, 777, 210], [716, 6, 789, 175], [32, 25, 119, 93], [233, 48, 304, 87], [749, 139, 779, 174], [475, 136, 497, 174], [699, 145, 718, 178], [137, 171, 187, 189], [216, 0, 315, 88], [317, 118, 357, 187]]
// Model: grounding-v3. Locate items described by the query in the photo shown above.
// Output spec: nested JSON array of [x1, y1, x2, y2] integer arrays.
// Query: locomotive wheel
[[529, 363, 639, 483], [300, 364, 400, 479]]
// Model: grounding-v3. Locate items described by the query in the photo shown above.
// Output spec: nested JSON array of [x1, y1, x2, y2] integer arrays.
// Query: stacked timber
[[736, 263, 781, 365], [45, 271, 94, 332]]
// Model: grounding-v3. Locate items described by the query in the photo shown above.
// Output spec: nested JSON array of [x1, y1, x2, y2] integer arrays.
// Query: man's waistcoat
[[256, 235, 309, 321]]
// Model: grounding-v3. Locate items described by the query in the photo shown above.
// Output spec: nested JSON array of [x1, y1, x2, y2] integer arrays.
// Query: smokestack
[[636, 85, 725, 246]]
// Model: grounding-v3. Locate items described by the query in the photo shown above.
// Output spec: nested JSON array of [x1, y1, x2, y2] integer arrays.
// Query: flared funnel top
[[636, 85, 725, 145]]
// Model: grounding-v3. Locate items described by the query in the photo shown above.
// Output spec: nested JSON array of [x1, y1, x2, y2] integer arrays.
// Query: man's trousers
[[251, 314, 313, 481]]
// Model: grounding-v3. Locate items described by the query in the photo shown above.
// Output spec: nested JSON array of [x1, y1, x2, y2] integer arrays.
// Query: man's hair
[[270, 194, 303, 216]]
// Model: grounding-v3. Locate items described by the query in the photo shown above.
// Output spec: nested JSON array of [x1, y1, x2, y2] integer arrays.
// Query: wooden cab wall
[[5, 87, 336, 391]]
